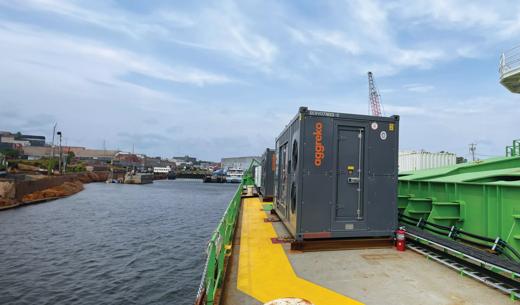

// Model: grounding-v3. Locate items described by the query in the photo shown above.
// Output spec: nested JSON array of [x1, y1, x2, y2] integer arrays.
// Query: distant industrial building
[[73, 148, 118, 162], [221, 156, 260, 170], [22, 146, 119, 162], [0, 131, 45, 147], [171, 155, 197, 166], [198, 162, 214, 169], [144, 156, 175, 172], [113, 152, 143, 168], [399, 150, 457, 172]]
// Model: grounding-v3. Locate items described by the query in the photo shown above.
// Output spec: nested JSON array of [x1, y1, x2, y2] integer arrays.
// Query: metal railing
[[194, 160, 259, 305], [400, 213, 520, 262], [499, 45, 520, 78]]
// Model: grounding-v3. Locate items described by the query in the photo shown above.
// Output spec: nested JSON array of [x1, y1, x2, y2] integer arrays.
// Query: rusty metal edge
[[291, 237, 394, 252]]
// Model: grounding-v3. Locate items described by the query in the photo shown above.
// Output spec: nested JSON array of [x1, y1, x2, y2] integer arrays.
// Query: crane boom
[[368, 71, 382, 116]]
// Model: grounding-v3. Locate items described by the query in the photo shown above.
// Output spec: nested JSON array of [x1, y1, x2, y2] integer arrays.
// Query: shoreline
[[0, 172, 109, 211]]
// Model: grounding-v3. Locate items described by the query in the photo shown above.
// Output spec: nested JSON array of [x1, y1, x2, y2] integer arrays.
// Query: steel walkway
[[500, 45, 520, 93]]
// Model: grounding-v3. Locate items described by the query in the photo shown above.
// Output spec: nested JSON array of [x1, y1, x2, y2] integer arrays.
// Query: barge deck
[[220, 197, 512, 305]]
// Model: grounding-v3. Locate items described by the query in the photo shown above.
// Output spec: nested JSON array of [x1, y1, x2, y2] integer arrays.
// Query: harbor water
[[0, 179, 237, 305]]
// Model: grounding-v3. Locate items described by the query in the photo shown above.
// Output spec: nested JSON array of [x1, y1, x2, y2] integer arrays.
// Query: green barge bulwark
[[399, 147, 520, 260]]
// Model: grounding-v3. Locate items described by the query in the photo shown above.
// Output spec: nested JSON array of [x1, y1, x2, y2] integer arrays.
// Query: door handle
[[347, 177, 360, 184]]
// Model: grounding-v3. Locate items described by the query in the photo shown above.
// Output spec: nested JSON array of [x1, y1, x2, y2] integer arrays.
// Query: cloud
[[6, 0, 503, 79], [0, 22, 234, 87], [390, 49, 445, 69], [385, 0, 520, 58], [0, 110, 57, 140], [379, 88, 396, 94], [398, 96, 520, 156], [2, 0, 520, 160], [384, 104, 426, 115], [1, 0, 280, 74], [403, 84, 435, 93], [290, 28, 361, 55], [282, 1, 449, 77], [389, 1, 500, 28], [183, 1, 279, 69], [1, 0, 177, 38]]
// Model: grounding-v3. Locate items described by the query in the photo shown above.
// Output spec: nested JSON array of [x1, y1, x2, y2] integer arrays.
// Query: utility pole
[[57, 131, 63, 174], [469, 143, 477, 162], [50, 123, 57, 175]]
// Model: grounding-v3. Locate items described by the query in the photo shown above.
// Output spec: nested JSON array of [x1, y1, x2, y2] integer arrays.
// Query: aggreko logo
[[313, 122, 325, 166]]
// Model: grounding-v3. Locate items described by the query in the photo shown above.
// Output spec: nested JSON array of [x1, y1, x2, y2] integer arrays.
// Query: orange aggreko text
[[314, 122, 324, 166]]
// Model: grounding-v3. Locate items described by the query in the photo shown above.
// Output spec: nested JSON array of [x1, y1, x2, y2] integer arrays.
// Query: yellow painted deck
[[237, 197, 363, 305]]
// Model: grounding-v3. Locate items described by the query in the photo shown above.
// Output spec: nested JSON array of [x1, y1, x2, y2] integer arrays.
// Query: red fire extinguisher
[[396, 227, 406, 251]]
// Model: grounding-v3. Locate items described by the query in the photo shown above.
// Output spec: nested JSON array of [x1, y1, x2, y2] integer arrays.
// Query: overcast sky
[[1, 0, 520, 161]]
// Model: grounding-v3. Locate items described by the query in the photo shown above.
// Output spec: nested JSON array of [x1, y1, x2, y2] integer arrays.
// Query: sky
[[1, 0, 520, 161]]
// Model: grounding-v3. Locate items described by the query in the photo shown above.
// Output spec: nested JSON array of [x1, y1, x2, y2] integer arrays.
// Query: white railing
[[499, 45, 520, 78]]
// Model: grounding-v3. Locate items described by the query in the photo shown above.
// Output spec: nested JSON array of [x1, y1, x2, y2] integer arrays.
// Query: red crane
[[368, 71, 383, 116]]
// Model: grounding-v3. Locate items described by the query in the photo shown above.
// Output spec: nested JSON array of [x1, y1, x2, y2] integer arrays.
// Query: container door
[[332, 127, 365, 229]]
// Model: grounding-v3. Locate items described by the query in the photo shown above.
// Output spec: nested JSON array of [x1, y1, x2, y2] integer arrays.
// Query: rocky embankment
[[0, 172, 109, 210]]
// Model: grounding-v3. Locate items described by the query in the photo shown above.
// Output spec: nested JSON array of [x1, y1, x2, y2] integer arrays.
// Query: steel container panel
[[260, 148, 275, 199]]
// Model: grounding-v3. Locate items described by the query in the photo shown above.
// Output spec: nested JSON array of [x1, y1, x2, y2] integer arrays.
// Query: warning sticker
[[371, 122, 378, 130], [389, 123, 395, 131]]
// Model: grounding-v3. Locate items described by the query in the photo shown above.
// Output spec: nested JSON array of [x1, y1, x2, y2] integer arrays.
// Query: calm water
[[0, 179, 237, 305]]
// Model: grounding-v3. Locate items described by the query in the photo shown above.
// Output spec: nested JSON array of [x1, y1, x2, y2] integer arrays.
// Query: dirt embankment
[[21, 172, 109, 203], [76, 171, 109, 183], [22, 181, 84, 203], [0, 198, 16, 208], [0, 171, 109, 209]]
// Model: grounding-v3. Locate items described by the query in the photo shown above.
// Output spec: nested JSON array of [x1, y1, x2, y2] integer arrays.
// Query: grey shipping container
[[260, 148, 275, 200], [274, 107, 399, 241]]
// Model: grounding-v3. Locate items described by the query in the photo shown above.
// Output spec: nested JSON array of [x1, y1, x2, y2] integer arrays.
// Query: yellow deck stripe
[[237, 198, 364, 305]]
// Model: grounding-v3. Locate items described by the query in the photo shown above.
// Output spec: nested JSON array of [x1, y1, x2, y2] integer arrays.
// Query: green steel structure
[[506, 139, 520, 157], [195, 160, 259, 305], [399, 147, 520, 260]]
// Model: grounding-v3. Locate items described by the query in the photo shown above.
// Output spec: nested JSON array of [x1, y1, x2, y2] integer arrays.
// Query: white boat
[[225, 168, 243, 183]]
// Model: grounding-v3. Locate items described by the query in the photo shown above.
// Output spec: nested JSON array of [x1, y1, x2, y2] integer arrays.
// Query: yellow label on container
[[389, 123, 395, 131], [347, 165, 355, 171]]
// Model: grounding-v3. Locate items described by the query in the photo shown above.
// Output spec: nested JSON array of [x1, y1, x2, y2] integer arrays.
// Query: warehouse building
[[0, 132, 45, 147]]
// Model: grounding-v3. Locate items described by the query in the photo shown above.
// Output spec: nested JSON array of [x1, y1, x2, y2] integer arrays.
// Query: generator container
[[260, 148, 275, 200], [274, 107, 399, 241]]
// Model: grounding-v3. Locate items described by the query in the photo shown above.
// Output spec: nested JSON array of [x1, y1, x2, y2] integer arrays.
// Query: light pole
[[57, 131, 62, 174], [469, 143, 477, 162], [50, 123, 57, 176]]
